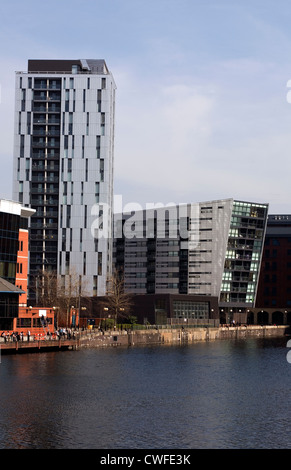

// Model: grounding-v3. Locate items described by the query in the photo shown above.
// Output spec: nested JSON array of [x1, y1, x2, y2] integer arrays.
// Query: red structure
[[69, 306, 103, 329], [256, 215, 291, 309]]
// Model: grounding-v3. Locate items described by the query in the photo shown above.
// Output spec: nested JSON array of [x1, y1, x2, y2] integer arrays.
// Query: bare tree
[[57, 268, 90, 327], [32, 269, 58, 307], [31, 268, 89, 327], [104, 270, 133, 326]]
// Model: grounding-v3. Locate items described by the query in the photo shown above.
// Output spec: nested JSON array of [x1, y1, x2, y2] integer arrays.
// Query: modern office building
[[255, 214, 291, 316], [0, 199, 34, 285], [0, 199, 34, 330], [114, 199, 268, 323], [13, 59, 116, 302]]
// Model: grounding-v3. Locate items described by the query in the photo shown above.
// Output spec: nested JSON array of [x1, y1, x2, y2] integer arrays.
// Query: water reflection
[[0, 337, 291, 448]]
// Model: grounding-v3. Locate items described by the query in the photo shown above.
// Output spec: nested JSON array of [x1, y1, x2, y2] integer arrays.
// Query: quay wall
[[78, 325, 289, 349]]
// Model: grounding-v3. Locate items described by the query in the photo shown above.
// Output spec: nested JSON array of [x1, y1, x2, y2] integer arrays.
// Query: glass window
[[173, 300, 209, 320]]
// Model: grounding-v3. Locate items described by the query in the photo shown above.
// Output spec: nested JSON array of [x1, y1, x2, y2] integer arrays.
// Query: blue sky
[[1, 0, 291, 212]]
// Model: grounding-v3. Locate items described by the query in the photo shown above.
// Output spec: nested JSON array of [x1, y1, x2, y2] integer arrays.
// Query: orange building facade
[[11, 306, 54, 335], [13, 226, 56, 336], [16, 228, 29, 306], [0, 306, 55, 340]]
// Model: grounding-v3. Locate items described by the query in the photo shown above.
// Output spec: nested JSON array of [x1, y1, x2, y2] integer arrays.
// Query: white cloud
[[114, 58, 291, 213]]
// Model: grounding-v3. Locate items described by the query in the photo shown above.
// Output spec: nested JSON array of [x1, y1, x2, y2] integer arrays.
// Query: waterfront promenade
[[0, 324, 289, 353], [72, 324, 291, 348], [0, 334, 79, 353]]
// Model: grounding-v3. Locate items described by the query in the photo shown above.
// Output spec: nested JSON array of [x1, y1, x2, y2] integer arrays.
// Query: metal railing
[[114, 319, 220, 331]]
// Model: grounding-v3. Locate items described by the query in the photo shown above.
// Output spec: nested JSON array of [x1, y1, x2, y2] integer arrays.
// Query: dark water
[[1, 337, 291, 449]]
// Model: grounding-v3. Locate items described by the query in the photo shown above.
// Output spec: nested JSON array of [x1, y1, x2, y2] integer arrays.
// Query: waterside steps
[[0, 337, 79, 354]]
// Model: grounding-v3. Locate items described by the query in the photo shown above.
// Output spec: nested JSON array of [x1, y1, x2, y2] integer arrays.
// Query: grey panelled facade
[[13, 59, 116, 302], [114, 199, 268, 321]]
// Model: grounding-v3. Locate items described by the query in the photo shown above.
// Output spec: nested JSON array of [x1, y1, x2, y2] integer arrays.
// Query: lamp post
[[53, 306, 59, 330], [81, 307, 86, 329], [78, 294, 80, 329], [119, 307, 125, 329], [71, 306, 75, 328], [104, 307, 108, 330]]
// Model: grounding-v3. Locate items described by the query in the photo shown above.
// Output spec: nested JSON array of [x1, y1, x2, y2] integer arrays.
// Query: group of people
[[0, 328, 78, 343], [1, 331, 26, 342], [56, 328, 77, 340]]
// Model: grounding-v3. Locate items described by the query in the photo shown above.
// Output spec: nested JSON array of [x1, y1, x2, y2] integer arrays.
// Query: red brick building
[[256, 215, 291, 309]]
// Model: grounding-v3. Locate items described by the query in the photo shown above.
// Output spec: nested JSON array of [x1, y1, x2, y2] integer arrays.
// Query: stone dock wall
[[78, 325, 289, 349]]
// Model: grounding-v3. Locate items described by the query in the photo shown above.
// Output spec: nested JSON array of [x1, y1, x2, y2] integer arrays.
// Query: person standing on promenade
[[27, 330, 30, 342]]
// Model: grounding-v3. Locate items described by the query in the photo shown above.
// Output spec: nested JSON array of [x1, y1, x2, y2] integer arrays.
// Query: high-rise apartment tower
[[13, 59, 116, 302]]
